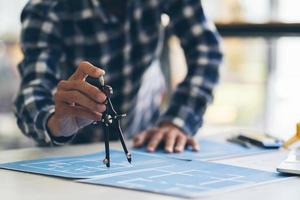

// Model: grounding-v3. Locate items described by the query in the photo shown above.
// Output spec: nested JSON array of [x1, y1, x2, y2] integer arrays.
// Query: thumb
[[70, 61, 105, 81]]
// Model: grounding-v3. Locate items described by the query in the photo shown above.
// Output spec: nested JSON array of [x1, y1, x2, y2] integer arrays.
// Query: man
[[15, 0, 223, 153]]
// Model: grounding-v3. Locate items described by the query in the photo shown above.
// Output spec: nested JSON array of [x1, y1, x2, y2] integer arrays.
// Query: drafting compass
[[95, 75, 131, 167]]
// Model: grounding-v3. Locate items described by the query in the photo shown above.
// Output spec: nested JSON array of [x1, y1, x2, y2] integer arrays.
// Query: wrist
[[158, 121, 179, 131], [47, 114, 61, 137], [46, 114, 77, 145], [158, 121, 187, 135]]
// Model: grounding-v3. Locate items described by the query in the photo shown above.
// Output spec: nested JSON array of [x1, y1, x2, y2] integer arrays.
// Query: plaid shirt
[[15, 0, 223, 146]]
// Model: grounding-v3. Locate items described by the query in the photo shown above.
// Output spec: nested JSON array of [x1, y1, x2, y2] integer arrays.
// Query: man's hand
[[133, 122, 199, 153], [47, 61, 107, 137]]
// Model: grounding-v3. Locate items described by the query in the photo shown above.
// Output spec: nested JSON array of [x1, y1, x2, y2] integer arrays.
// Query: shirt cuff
[[34, 105, 75, 146], [156, 104, 204, 137]]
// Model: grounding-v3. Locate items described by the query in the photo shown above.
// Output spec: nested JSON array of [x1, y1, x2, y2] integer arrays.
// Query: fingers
[[54, 61, 107, 122], [69, 61, 105, 81], [49, 61, 105, 137], [174, 134, 187, 153], [62, 104, 101, 121], [133, 131, 147, 148], [133, 124, 199, 154], [187, 138, 200, 151], [55, 90, 106, 113], [164, 131, 177, 153], [146, 128, 167, 152], [57, 80, 106, 103], [133, 128, 159, 148]]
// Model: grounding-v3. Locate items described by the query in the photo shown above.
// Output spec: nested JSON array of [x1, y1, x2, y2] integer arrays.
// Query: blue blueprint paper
[[0, 150, 181, 179], [81, 160, 287, 198], [0, 148, 289, 198], [134, 139, 274, 161]]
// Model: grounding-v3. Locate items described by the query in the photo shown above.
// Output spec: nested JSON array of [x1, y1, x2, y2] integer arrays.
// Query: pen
[[227, 137, 251, 148]]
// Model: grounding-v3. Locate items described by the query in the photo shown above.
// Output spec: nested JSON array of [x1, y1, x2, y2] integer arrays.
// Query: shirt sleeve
[[157, 0, 223, 136], [14, 1, 65, 146]]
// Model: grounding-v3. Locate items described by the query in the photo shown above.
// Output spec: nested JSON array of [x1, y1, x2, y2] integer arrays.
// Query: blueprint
[[134, 139, 274, 161], [81, 159, 287, 198], [0, 143, 287, 198], [0, 150, 177, 179]]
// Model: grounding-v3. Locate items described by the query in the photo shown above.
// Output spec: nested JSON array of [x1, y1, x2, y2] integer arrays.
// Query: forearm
[[159, 0, 223, 135], [16, 1, 65, 145], [14, 82, 56, 145]]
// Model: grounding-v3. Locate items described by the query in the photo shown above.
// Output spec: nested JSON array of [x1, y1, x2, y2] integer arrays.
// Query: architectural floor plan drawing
[[0, 150, 176, 179], [0, 143, 289, 198], [81, 158, 287, 198]]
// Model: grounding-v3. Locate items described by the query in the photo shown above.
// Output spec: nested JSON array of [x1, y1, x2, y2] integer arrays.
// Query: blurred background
[[0, 0, 300, 149]]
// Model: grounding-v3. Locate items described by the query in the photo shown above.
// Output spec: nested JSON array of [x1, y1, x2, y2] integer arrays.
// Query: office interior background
[[0, 0, 299, 149]]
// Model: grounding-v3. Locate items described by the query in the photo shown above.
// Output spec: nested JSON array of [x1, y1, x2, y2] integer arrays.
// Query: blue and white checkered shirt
[[15, 0, 223, 146]]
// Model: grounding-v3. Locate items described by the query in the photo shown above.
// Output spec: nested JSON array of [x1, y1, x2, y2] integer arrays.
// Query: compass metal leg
[[116, 121, 131, 163], [103, 125, 110, 168]]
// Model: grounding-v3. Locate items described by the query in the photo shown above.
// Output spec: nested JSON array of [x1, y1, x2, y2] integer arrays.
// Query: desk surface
[[0, 141, 300, 200]]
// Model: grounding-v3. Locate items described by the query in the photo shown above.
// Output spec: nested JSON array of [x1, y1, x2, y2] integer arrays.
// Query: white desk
[[1, 141, 300, 200]]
